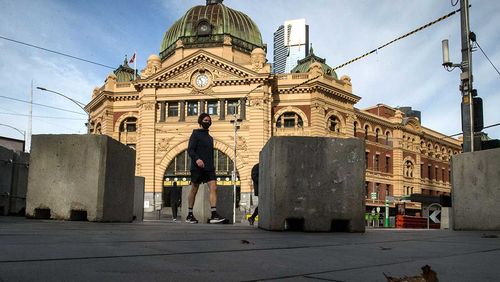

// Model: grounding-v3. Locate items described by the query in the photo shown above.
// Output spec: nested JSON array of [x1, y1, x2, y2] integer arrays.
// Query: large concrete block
[[181, 184, 235, 223], [259, 137, 365, 232], [26, 135, 136, 222], [133, 177, 145, 222], [452, 148, 500, 230], [9, 151, 30, 215], [0, 146, 14, 215]]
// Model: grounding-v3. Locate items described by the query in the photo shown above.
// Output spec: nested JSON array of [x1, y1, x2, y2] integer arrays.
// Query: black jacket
[[188, 129, 215, 171]]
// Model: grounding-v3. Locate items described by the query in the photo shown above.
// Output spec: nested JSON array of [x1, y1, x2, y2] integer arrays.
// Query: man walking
[[185, 113, 226, 224], [170, 181, 181, 221]]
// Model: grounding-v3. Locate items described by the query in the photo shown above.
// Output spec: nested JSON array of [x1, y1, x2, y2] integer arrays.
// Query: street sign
[[371, 192, 377, 200], [430, 210, 441, 223]]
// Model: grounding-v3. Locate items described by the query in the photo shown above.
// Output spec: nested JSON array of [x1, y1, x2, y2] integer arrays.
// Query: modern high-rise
[[273, 18, 309, 73]]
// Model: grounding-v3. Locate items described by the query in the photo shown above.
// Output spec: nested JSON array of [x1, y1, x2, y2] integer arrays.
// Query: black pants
[[171, 199, 179, 219], [251, 206, 258, 219]]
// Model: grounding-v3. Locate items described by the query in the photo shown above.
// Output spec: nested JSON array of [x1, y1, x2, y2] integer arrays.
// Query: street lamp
[[0, 124, 26, 152], [36, 87, 90, 133]]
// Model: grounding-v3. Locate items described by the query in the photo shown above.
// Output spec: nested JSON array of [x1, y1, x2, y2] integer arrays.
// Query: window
[[364, 125, 369, 140], [187, 101, 198, 116], [353, 121, 358, 136], [276, 112, 303, 128], [365, 152, 369, 169], [168, 102, 179, 117], [375, 128, 380, 142], [328, 116, 340, 132], [435, 167, 439, 181], [375, 154, 380, 171], [442, 168, 446, 182], [385, 131, 391, 145], [207, 100, 218, 115], [385, 156, 390, 173], [428, 165, 432, 180], [227, 100, 239, 116], [119, 117, 137, 132], [365, 182, 369, 199], [95, 123, 102, 134]]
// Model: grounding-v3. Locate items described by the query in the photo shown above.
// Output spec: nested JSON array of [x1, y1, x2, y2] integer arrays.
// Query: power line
[[333, 7, 464, 71], [0, 112, 85, 120], [0, 95, 87, 115], [444, 122, 500, 138], [0, 35, 115, 69], [475, 41, 500, 77]]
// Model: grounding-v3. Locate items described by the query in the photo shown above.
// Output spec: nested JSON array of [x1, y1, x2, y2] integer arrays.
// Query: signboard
[[429, 210, 441, 223], [371, 192, 377, 200]]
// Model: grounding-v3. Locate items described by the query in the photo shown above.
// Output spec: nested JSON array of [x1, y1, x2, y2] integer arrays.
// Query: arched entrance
[[162, 149, 240, 207]]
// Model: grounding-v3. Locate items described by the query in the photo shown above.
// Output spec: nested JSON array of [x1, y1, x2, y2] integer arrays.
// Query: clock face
[[195, 74, 209, 88]]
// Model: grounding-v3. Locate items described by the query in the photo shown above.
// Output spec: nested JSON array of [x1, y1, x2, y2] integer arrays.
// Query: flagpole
[[134, 50, 137, 80]]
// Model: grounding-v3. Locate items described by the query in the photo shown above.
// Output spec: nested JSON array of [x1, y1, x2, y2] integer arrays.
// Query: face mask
[[201, 121, 211, 129]]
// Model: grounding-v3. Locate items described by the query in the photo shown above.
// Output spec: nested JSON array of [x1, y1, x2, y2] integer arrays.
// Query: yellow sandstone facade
[[86, 0, 461, 214]]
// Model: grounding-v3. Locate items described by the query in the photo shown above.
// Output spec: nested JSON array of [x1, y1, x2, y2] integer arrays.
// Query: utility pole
[[459, 0, 474, 152], [442, 0, 483, 152], [230, 114, 242, 224]]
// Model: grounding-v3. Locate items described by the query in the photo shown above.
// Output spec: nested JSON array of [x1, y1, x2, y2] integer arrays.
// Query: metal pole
[[232, 112, 237, 224], [460, 0, 474, 152]]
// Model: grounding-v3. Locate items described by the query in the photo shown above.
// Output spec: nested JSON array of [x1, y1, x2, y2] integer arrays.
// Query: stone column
[[179, 101, 185, 122], [219, 98, 225, 120], [239, 98, 246, 120], [159, 101, 166, 122], [199, 100, 205, 115]]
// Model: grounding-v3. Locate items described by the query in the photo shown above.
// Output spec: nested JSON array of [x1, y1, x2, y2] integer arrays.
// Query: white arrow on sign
[[429, 210, 441, 223]]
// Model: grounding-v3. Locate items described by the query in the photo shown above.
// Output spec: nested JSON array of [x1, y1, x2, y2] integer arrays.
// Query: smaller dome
[[147, 54, 161, 62], [290, 47, 337, 79], [113, 57, 137, 82]]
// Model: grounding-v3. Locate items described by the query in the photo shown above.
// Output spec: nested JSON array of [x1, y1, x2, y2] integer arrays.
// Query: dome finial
[[310, 43, 314, 55], [206, 0, 223, 5]]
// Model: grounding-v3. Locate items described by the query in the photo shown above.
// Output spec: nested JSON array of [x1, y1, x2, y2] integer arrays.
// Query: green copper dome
[[114, 57, 136, 82], [291, 47, 337, 79], [160, 0, 264, 60]]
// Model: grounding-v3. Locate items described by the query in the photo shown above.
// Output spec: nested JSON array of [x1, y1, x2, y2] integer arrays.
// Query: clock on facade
[[194, 73, 210, 89]]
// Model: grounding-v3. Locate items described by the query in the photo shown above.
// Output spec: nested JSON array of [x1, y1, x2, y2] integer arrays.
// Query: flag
[[129, 53, 136, 64]]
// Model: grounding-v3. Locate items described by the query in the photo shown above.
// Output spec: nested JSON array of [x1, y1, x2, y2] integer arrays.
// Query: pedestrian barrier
[[396, 215, 440, 229]]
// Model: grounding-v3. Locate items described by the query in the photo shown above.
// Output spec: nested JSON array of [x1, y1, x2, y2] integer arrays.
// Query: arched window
[[353, 121, 358, 136], [95, 123, 102, 134], [119, 117, 137, 132], [328, 116, 340, 132], [375, 128, 380, 142], [364, 124, 370, 140], [385, 131, 391, 145], [276, 112, 303, 128]]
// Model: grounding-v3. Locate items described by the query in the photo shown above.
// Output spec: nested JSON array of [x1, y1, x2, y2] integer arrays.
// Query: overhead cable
[[0, 35, 115, 69], [332, 7, 466, 71], [0, 95, 87, 115]]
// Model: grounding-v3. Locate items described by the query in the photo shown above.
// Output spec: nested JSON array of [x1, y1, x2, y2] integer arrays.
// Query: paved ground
[[1, 216, 499, 282]]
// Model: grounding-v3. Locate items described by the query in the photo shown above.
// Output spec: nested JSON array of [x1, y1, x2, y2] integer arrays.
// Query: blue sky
[[1, 0, 499, 150]]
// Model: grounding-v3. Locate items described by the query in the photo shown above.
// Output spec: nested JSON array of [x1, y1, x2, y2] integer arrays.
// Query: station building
[[85, 0, 461, 214]]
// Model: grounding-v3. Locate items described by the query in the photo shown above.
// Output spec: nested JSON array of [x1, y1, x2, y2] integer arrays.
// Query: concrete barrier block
[[259, 137, 365, 232], [9, 151, 29, 215], [25, 135, 136, 222], [0, 146, 14, 215], [133, 177, 145, 222], [181, 184, 234, 223], [452, 148, 500, 230]]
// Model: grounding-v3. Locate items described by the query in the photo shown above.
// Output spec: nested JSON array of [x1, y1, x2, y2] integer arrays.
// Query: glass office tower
[[273, 19, 309, 73]]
